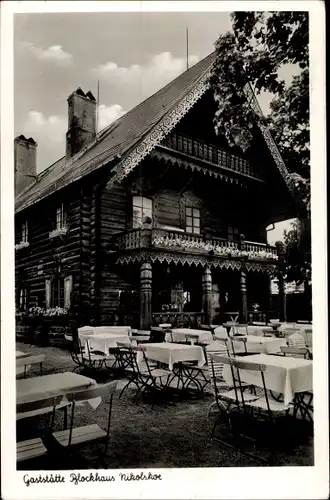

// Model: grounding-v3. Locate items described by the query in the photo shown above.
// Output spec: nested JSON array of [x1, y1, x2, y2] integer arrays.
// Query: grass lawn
[[16, 340, 314, 470]]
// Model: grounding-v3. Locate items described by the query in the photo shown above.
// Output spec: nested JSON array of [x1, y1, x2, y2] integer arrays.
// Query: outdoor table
[[135, 330, 151, 336], [16, 351, 31, 375], [17, 372, 99, 407], [267, 322, 281, 331], [79, 331, 130, 354], [142, 342, 206, 371], [16, 351, 30, 359], [166, 329, 213, 345], [262, 326, 276, 336], [224, 312, 239, 322], [230, 335, 286, 355], [220, 353, 313, 407]]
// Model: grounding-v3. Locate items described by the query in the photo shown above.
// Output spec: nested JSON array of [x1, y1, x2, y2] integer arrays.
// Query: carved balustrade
[[160, 132, 261, 179], [115, 227, 278, 263]]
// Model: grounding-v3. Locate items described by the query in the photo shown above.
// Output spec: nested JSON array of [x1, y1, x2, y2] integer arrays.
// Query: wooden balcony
[[159, 132, 262, 180], [115, 227, 278, 263]]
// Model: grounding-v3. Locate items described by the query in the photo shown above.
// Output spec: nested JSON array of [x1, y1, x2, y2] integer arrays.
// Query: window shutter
[[45, 279, 51, 309], [64, 275, 73, 309]]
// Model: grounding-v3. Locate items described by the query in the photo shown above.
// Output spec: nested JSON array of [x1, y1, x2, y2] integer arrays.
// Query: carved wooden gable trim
[[107, 67, 295, 205]]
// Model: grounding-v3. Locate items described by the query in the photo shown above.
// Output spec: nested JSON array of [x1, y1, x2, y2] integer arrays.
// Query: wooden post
[[240, 269, 248, 323], [275, 241, 286, 322], [239, 234, 248, 323], [202, 267, 212, 325], [140, 262, 152, 329]]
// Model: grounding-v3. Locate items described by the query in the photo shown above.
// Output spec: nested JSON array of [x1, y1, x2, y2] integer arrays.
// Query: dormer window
[[132, 196, 152, 228], [56, 203, 67, 229], [22, 221, 28, 243]]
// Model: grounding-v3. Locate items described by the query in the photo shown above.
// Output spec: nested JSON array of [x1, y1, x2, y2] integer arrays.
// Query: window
[[51, 278, 65, 308], [228, 226, 240, 241], [45, 276, 72, 310], [56, 203, 67, 229], [185, 207, 200, 234], [22, 221, 28, 243], [132, 196, 152, 228], [18, 288, 27, 311]]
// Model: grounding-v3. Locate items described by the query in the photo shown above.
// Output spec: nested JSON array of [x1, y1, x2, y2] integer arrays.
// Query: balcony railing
[[160, 133, 261, 179], [115, 227, 278, 262]]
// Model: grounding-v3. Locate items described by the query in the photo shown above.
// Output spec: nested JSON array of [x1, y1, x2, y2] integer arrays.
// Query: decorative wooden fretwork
[[115, 250, 277, 275], [107, 76, 210, 188], [115, 227, 278, 264], [106, 66, 296, 211]]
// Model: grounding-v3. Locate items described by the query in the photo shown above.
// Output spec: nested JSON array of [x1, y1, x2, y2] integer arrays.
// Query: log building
[[15, 53, 297, 330]]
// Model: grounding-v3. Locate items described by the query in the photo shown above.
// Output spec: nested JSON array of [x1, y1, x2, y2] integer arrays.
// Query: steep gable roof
[[15, 51, 297, 214]]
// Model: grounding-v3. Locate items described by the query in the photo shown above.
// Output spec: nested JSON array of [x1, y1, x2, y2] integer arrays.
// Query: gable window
[[56, 203, 67, 229], [22, 221, 28, 243], [185, 207, 200, 234], [228, 226, 240, 241], [132, 196, 152, 228]]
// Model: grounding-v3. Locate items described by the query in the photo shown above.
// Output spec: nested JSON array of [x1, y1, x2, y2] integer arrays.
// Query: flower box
[[49, 227, 68, 240], [15, 241, 29, 251]]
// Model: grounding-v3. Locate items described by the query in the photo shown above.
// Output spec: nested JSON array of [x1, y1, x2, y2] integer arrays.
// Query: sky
[[14, 11, 296, 243]]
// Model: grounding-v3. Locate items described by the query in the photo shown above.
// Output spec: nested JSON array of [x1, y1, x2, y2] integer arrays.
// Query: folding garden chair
[[280, 346, 310, 359], [51, 381, 117, 466], [208, 354, 259, 445], [16, 354, 45, 378], [65, 334, 86, 372], [117, 344, 171, 403], [228, 358, 293, 459], [17, 394, 63, 463], [83, 339, 114, 373]]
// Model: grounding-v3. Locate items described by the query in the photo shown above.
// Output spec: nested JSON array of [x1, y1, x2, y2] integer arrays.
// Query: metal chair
[[116, 344, 171, 403], [208, 354, 259, 446]]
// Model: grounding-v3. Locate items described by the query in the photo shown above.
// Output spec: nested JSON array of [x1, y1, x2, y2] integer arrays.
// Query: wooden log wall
[[140, 158, 268, 243], [15, 184, 83, 311], [99, 183, 135, 324]]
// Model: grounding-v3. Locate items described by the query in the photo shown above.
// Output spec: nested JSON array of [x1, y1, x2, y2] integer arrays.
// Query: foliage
[[28, 306, 68, 317], [282, 220, 311, 285], [209, 11, 309, 180]]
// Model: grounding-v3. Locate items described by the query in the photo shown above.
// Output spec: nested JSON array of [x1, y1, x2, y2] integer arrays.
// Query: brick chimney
[[14, 135, 37, 196], [66, 87, 96, 158]]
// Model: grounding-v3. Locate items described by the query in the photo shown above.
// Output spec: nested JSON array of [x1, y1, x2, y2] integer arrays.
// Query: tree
[[210, 11, 311, 295], [209, 11, 309, 179]]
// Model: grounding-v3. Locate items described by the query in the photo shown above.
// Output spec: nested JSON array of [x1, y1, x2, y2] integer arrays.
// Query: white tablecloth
[[16, 351, 31, 375], [94, 326, 131, 335], [221, 353, 313, 405], [231, 335, 286, 354], [142, 342, 206, 371], [17, 372, 100, 409], [79, 332, 130, 353], [166, 329, 213, 344], [215, 325, 264, 338]]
